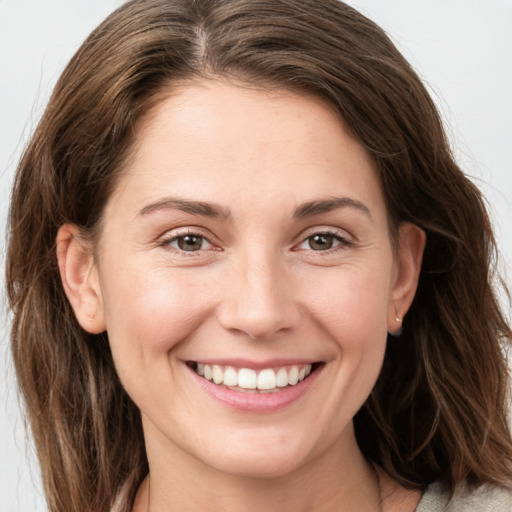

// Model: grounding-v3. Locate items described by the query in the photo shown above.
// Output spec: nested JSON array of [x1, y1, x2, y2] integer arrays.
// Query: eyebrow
[[138, 197, 231, 219], [293, 197, 372, 220], [137, 195, 371, 221]]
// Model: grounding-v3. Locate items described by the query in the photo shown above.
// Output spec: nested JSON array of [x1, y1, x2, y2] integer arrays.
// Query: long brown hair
[[6, 1, 512, 511]]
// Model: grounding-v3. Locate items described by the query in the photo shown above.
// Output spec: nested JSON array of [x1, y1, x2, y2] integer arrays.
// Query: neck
[[134, 422, 384, 512]]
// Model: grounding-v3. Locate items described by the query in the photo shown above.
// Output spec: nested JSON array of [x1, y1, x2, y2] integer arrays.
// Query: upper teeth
[[196, 364, 313, 391]]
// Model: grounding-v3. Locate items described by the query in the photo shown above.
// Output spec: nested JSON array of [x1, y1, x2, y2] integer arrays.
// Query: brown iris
[[177, 234, 204, 251], [308, 234, 335, 250]]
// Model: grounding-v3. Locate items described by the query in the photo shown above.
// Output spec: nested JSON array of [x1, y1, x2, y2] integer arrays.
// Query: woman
[[6, 0, 512, 510]]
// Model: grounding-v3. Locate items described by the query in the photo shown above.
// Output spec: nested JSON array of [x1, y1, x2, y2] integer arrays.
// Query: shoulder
[[415, 481, 512, 511]]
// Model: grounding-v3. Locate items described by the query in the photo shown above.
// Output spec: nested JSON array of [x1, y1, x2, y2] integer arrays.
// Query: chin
[[206, 448, 311, 480], [189, 424, 326, 480]]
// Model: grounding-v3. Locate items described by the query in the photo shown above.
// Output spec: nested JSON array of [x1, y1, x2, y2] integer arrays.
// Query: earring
[[389, 315, 402, 337]]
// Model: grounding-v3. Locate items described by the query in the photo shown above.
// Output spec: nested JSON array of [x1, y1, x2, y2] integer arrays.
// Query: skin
[[57, 81, 425, 511]]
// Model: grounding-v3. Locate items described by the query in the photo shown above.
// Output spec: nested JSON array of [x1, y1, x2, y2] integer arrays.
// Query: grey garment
[[415, 481, 512, 511]]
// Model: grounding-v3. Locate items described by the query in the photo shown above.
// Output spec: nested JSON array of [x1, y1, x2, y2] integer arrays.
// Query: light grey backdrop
[[1, 1, 511, 510]]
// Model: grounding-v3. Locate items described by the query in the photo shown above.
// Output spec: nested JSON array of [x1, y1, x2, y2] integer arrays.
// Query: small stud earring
[[389, 315, 402, 337], [88, 314, 94, 321]]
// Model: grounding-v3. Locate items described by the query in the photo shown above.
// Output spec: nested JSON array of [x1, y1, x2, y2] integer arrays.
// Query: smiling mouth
[[187, 362, 322, 393]]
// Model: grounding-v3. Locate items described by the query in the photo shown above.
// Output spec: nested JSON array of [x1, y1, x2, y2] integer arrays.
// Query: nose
[[216, 249, 300, 340]]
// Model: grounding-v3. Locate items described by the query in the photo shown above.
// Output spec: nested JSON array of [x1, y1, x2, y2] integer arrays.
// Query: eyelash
[[294, 229, 354, 253], [158, 228, 353, 255], [158, 229, 216, 254]]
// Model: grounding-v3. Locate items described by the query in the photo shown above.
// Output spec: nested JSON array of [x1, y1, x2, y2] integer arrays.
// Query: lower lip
[[189, 365, 323, 413]]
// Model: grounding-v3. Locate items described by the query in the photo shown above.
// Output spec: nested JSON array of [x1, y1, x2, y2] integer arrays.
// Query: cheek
[[99, 261, 215, 360], [298, 262, 392, 347], [98, 262, 220, 413]]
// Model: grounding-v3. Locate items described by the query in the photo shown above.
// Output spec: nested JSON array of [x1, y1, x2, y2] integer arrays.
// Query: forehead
[[108, 80, 386, 222]]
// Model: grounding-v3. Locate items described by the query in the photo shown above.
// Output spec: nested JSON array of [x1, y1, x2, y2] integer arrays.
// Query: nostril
[[215, 269, 300, 340]]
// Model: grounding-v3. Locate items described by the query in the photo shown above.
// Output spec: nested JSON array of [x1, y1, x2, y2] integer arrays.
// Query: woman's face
[[74, 81, 422, 478]]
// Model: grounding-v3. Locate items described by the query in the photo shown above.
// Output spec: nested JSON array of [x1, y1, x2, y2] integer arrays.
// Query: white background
[[1, 1, 511, 510]]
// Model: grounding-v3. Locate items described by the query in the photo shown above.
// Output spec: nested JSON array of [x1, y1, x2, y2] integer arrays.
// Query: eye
[[296, 230, 352, 252], [163, 232, 214, 252]]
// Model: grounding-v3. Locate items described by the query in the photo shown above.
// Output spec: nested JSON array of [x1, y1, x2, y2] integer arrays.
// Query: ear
[[387, 222, 426, 334], [56, 223, 106, 334]]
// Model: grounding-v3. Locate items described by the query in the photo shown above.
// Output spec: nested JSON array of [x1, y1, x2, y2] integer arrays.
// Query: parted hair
[[6, 1, 512, 511]]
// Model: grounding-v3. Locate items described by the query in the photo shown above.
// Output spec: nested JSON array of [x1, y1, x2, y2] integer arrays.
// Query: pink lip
[[187, 362, 323, 413]]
